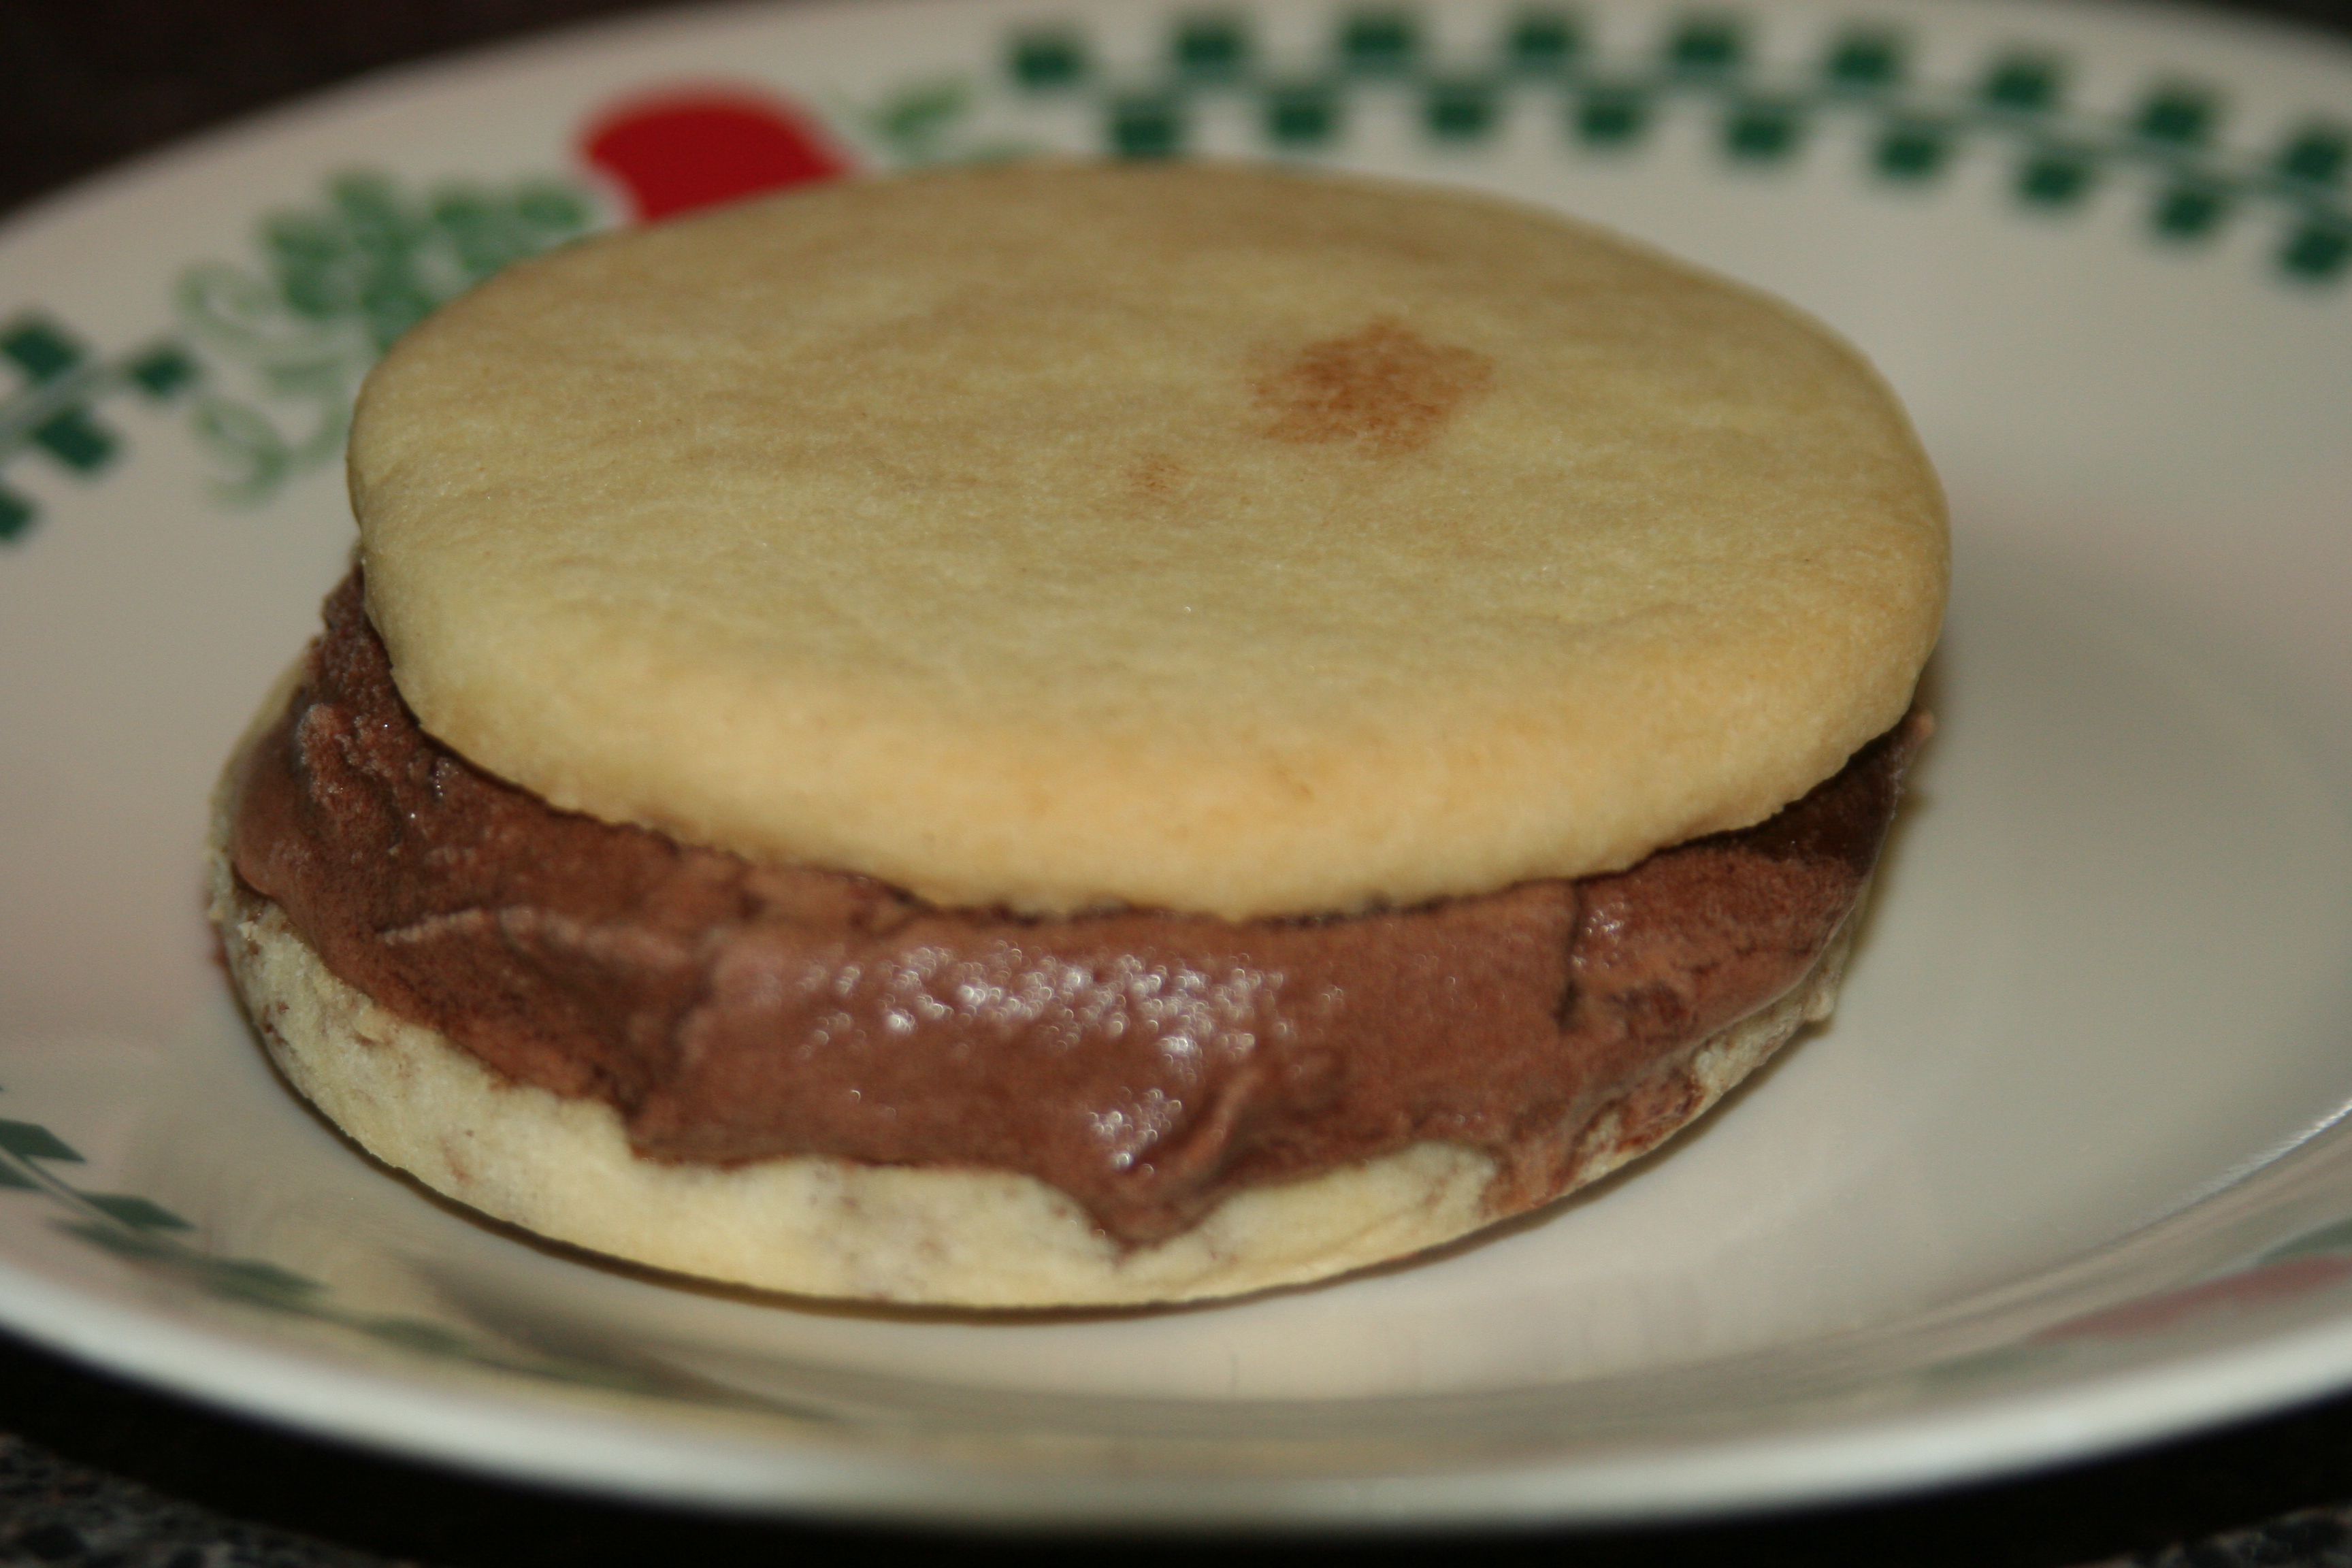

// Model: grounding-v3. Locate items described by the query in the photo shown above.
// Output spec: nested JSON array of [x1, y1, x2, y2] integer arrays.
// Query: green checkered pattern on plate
[[0, 172, 591, 543], [0, 317, 196, 542], [1002, 6, 2352, 284]]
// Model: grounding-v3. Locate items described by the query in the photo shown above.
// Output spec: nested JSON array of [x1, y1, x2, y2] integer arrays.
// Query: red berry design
[[583, 90, 854, 223]]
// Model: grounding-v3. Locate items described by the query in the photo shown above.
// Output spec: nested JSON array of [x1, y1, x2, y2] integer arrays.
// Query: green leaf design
[[1725, 99, 1804, 161], [2136, 85, 2216, 148], [1875, 120, 1953, 181], [1668, 16, 1744, 76], [174, 169, 593, 509], [2284, 221, 2351, 281], [0, 1086, 683, 1397], [877, 81, 972, 147], [1341, 10, 1419, 75], [1265, 83, 1341, 146], [1826, 30, 1904, 91], [1109, 94, 1186, 158], [1576, 86, 1651, 146], [0, 316, 199, 542], [1009, 27, 1088, 90], [80, 1194, 194, 1232], [1424, 80, 1498, 141], [2278, 125, 2348, 185], [1173, 14, 1250, 78], [1983, 54, 2065, 112], [2018, 148, 2096, 207], [2153, 182, 2229, 240], [0, 1119, 82, 1163], [2262, 1214, 2352, 1264], [364, 1318, 474, 1354], [199, 1257, 327, 1308], [56, 1219, 174, 1260], [836, 77, 1038, 168], [1509, 12, 1581, 74]]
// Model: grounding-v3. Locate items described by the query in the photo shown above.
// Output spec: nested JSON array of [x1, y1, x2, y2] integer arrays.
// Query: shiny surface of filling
[[228, 573, 1921, 1244]]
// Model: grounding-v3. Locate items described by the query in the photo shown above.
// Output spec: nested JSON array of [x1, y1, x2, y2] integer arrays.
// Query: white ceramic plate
[[5, 0, 2352, 1529]]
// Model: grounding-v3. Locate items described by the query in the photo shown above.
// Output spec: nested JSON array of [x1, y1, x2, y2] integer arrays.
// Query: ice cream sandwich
[[210, 161, 1945, 1307]]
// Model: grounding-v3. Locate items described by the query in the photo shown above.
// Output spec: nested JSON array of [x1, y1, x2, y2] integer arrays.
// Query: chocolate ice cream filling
[[229, 573, 1923, 1245]]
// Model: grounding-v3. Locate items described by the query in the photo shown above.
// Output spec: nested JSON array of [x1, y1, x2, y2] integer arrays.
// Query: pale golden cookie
[[353, 159, 1945, 919]]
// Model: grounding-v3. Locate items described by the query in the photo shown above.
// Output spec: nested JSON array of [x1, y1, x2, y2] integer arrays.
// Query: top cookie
[[351, 160, 1946, 919]]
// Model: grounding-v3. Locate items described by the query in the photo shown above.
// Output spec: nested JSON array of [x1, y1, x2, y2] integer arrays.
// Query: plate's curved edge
[[18, 1239, 2352, 1531]]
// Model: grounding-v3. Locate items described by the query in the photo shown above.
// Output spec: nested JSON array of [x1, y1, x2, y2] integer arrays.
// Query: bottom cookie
[[208, 828, 1859, 1309]]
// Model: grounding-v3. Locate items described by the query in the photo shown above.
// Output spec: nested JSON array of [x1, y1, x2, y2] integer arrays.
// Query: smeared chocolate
[[228, 573, 1921, 1245]]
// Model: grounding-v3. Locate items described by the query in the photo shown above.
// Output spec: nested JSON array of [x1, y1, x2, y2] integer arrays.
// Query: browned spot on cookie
[[1254, 318, 1493, 455], [1126, 454, 1188, 501]]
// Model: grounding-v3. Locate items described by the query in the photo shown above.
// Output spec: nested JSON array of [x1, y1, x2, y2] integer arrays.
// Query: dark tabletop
[[8, 0, 2352, 1563]]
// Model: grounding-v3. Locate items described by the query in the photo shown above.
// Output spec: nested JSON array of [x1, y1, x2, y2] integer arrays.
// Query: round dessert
[[210, 159, 1946, 1307]]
